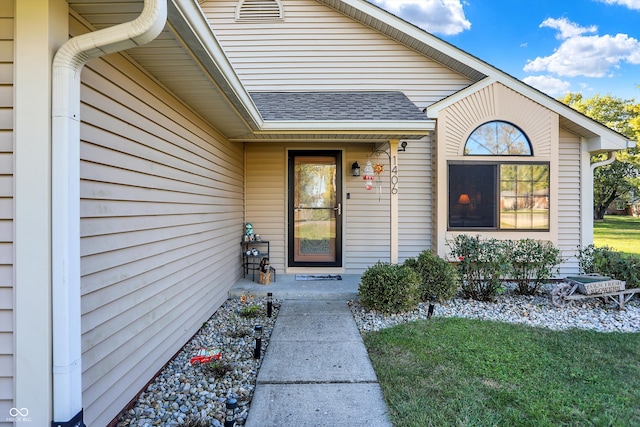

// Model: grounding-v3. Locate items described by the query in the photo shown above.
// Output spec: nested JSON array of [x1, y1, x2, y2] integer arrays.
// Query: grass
[[360, 215, 640, 426], [364, 317, 640, 427], [594, 215, 640, 256]]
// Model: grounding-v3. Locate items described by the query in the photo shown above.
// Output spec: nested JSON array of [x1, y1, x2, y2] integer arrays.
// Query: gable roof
[[318, 0, 635, 152], [427, 77, 634, 153], [67, 0, 635, 150]]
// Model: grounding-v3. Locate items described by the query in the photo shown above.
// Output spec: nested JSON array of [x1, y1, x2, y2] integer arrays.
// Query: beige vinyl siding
[[398, 136, 433, 261], [0, 1, 13, 422], [344, 145, 391, 271], [558, 129, 581, 275], [244, 143, 287, 270], [202, 0, 472, 107], [76, 27, 244, 427], [245, 143, 392, 273]]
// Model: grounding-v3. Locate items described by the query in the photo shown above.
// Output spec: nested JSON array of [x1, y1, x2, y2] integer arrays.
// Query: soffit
[[67, 0, 257, 140]]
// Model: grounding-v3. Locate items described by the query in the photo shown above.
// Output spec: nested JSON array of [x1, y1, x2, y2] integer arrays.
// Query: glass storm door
[[288, 151, 342, 267]]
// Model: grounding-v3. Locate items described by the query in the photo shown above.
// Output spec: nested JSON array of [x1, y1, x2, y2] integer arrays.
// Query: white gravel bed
[[115, 286, 639, 427], [116, 297, 279, 427], [349, 285, 640, 334]]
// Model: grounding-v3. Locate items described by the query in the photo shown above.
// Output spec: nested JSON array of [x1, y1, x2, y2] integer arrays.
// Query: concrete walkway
[[228, 273, 362, 301], [231, 275, 392, 427]]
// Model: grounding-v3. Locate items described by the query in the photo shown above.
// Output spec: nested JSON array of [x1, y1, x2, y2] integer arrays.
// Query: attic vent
[[236, 0, 284, 21]]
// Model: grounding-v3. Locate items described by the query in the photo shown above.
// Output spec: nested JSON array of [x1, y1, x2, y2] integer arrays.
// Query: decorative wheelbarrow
[[551, 274, 640, 310]]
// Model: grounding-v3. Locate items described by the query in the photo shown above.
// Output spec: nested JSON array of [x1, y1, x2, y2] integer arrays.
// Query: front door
[[288, 151, 342, 267]]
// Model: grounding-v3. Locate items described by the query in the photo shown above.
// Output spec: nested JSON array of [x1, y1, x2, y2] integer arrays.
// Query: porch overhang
[[230, 120, 435, 142], [239, 90, 434, 142], [70, 0, 436, 144]]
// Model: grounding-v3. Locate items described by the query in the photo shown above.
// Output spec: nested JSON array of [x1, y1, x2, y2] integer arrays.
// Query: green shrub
[[578, 244, 640, 288], [358, 261, 421, 313], [239, 304, 261, 317], [508, 239, 562, 295], [404, 250, 458, 302], [201, 360, 232, 378], [447, 235, 509, 301]]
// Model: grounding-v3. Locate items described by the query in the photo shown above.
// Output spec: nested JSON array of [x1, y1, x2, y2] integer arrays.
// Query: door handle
[[334, 203, 341, 216]]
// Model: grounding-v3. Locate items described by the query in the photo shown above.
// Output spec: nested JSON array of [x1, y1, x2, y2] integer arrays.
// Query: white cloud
[[523, 75, 571, 96], [539, 17, 597, 40], [524, 33, 640, 77], [596, 0, 640, 10], [369, 0, 471, 35], [525, 17, 640, 78]]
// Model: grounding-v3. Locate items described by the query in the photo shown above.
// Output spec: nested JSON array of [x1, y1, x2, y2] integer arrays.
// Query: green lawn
[[364, 318, 640, 427], [362, 214, 640, 426], [594, 215, 640, 256]]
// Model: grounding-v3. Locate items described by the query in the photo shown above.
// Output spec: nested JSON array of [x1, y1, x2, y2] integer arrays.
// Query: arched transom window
[[465, 121, 532, 155]]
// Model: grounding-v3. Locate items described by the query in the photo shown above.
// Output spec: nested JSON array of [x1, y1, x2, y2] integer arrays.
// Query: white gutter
[[51, 1, 166, 425], [257, 120, 435, 132]]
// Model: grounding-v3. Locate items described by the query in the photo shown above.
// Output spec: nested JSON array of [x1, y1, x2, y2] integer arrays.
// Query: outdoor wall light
[[254, 324, 263, 359], [351, 161, 360, 177], [398, 141, 408, 152]]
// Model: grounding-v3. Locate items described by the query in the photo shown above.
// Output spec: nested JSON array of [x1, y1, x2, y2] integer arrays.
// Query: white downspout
[[590, 151, 617, 214], [591, 150, 617, 171], [580, 150, 617, 250], [51, 1, 166, 425]]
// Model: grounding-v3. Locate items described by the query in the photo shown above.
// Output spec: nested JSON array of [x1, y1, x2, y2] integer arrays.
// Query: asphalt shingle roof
[[249, 91, 428, 121]]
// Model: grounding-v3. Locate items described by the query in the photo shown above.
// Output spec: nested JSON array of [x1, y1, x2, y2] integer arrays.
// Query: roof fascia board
[[169, 0, 264, 129], [587, 136, 636, 153], [259, 120, 435, 133], [229, 133, 429, 142], [426, 78, 496, 118]]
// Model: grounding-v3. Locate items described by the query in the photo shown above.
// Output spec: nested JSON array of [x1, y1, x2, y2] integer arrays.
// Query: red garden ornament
[[362, 161, 375, 190]]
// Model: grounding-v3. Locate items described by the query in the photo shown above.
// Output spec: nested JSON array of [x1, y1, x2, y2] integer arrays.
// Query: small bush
[[448, 235, 509, 301], [578, 244, 640, 288], [201, 361, 232, 378], [508, 239, 562, 295], [404, 250, 458, 302], [226, 327, 253, 338], [358, 261, 421, 313], [239, 304, 261, 317]]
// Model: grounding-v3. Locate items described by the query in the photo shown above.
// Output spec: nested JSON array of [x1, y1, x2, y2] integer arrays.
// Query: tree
[[559, 93, 640, 220]]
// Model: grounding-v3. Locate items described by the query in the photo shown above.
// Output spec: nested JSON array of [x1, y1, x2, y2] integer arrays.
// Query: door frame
[[287, 150, 343, 268]]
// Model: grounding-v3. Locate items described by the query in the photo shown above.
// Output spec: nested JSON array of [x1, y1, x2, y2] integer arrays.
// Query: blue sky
[[368, 0, 640, 100]]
